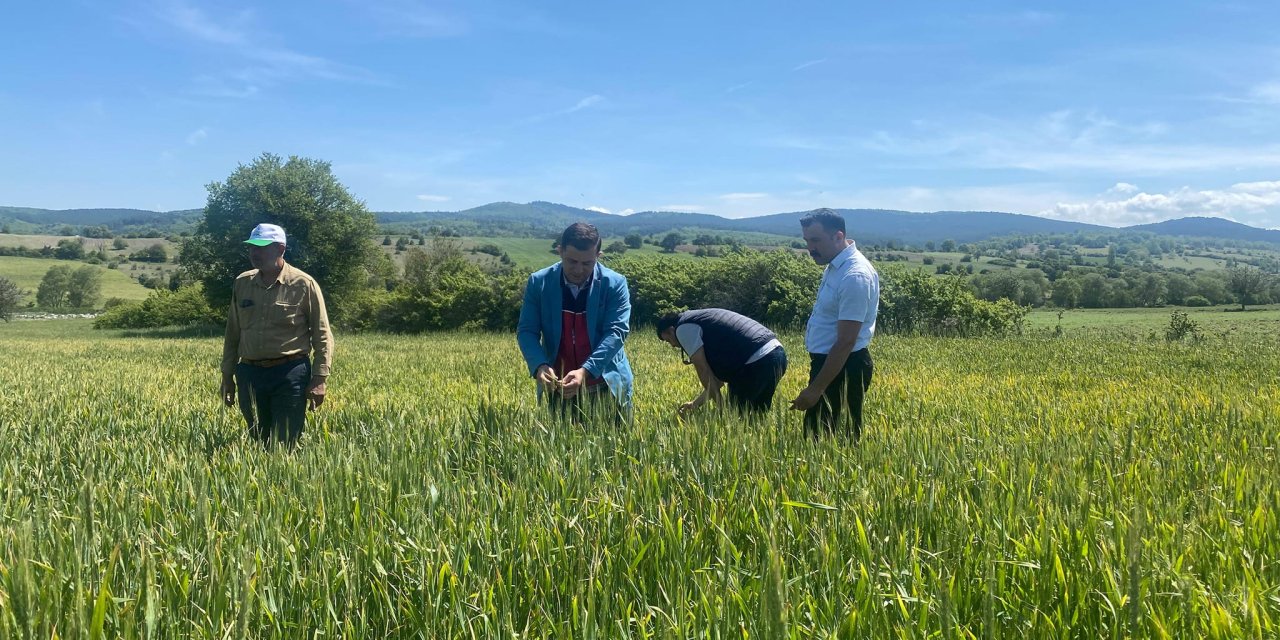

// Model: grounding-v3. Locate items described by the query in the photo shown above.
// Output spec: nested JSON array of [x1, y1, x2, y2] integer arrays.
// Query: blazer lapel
[[585, 264, 603, 345]]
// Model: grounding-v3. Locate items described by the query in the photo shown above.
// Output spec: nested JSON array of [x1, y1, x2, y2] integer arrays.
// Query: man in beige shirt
[[220, 223, 332, 447]]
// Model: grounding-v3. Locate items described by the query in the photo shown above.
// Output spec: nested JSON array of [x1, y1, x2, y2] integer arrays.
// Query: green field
[[1026, 304, 1280, 336], [0, 319, 1276, 637], [0, 256, 154, 307]]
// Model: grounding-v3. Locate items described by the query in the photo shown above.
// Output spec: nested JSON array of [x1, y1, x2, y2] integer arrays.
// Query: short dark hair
[[560, 222, 601, 252], [799, 208, 845, 235], [655, 311, 683, 337]]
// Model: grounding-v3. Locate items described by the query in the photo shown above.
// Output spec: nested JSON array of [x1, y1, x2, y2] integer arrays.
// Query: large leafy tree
[[180, 153, 379, 323], [1226, 264, 1269, 311]]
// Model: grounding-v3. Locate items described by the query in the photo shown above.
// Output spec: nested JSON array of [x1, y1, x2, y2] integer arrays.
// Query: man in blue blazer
[[517, 222, 634, 420]]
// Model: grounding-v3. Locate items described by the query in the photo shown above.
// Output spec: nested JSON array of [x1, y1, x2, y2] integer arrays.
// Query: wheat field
[[0, 319, 1276, 638]]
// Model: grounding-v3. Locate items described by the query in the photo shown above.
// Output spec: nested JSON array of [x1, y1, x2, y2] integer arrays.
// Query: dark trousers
[[804, 349, 873, 439], [723, 347, 788, 413], [547, 384, 625, 426], [236, 358, 310, 446]]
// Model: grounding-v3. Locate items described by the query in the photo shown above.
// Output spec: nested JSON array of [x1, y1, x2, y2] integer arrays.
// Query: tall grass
[[0, 319, 1276, 637]]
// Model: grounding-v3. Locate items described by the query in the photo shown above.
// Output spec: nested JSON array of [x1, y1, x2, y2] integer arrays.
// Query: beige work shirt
[[220, 263, 333, 378]]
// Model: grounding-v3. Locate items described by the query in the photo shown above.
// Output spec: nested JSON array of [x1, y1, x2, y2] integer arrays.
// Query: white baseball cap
[[244, 223, 287, 247]]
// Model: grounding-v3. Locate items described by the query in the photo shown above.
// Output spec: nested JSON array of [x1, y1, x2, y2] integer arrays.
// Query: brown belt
[[240, 353, 308, 368]]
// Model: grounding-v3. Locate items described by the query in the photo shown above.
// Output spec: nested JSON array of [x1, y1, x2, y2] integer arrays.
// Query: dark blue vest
[[677, 308, 776, 380]]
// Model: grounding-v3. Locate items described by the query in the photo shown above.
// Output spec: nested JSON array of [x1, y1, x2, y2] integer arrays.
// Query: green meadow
[[0, 317, 1275, 637]]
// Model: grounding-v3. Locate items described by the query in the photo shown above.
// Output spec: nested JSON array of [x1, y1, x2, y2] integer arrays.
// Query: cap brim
[[244, 238, 277, 246]]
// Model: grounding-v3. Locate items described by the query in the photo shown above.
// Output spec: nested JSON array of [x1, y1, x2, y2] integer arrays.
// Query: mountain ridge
[[3, 203, 1278, 246]]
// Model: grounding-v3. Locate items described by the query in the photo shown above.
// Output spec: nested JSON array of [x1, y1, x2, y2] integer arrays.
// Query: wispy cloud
[[1042, 180, 1280, 227], [357, 0, 468, 37], [719, 192, 768, 200], [726, 80, 754, 93], [658, 204, 706, 212], [416, 193, 450, 202], [146, 0, 379, 97], [523, 94, 606, 123], [1108, 182, 1139, 194], [792, 59, 826, 72], [853, 109, 1280, 174], [567, 94, 604, 113], [971, 10, 1061, 28], [185, 127, 207, 145]]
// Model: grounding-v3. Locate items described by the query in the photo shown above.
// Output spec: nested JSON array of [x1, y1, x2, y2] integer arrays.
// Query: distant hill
[[5, 202, 1280, 246], [0, 206, 202, 234], [1127, 216, 1280, 244]]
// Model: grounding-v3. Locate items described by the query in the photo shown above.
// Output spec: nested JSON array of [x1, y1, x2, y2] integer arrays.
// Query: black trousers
[[546, 384, 625, 426], [236, 358, 310, 446], [722, 347, 788, 413], [804, 349, 873, 439]]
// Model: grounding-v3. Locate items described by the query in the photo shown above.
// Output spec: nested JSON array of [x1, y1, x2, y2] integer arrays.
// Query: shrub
[[879, 267, 1027, 337], [93, 284, 219, 329], [1182, 295, 1211, 307], [1164, 310, 1200, 342]]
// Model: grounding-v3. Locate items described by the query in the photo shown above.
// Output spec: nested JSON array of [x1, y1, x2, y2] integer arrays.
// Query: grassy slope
[[0, 256, 154, 306]]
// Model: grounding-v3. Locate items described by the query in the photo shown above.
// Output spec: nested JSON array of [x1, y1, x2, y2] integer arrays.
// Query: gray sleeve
[[675, 323, 704, 355]]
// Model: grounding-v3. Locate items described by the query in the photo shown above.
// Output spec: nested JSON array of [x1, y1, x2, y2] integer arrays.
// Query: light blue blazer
[[516, 262, 634, 408]]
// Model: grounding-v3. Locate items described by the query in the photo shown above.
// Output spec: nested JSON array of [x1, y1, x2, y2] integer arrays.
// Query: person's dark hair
[[655, 311, 683, 338], [560, 222, 601, 252], [799, 208, 845, 235]]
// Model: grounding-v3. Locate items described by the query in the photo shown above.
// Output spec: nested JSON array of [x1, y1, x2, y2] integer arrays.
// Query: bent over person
[[656, 308, 787, 415], [789, 209, 879, 440], [517, 222, 633, 423], [220, 223, 332, 447]]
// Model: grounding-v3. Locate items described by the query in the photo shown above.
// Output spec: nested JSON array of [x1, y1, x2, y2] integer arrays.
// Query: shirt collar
[[560, 263, 597, 289], [826, 241, 857, 271], [255, 262, 290, 288]]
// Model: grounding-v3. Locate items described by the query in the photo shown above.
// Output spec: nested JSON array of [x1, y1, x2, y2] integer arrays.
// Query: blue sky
[[4, 1, 1280, 227]]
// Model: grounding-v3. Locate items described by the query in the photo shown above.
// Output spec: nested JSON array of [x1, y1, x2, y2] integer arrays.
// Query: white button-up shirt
[[804, 241, 879, 354]]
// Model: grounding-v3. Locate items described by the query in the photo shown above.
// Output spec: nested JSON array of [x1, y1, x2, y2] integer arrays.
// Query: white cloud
[[1250, 82, 1280, 104], [618, 208, 635, 215], [523, 94, 606, 123], [792, 59, 826, 72], [1108, 182, 1139, 194], [185, 127, 207, 145], [1042, 180, 1280, 227], [856, 110, 1280, 174], [566, 94, 604, 113], [416, 194, 450, 202], [719, 192, 768, 200], [585, 205, 610, 213], [358, 0, 468, 37], [150, 0, 378, 96], [658, 204, 706, 212]]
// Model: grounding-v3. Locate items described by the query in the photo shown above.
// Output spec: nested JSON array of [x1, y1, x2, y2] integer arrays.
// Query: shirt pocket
[[271, 300, 304, 326]]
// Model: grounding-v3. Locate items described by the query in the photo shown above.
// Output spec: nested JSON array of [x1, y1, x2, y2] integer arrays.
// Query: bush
[[1182, 295, 1211, 307], [372, 239, 523, 332], [129, 244, 168, 263], [93, 284, 219, 329], [879, 267, 1027, 337], [1164, 310, 1200, 342]]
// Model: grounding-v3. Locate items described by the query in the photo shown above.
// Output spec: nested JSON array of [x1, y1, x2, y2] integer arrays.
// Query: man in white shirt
[[789, 208, 880, 440]]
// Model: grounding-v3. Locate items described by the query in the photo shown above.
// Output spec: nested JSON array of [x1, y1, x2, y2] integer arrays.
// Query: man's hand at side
[[220, 376, 236, 408], [307, 377, 327, 410]]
